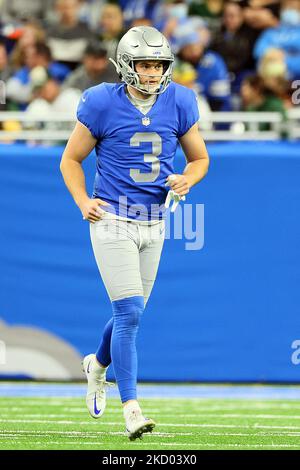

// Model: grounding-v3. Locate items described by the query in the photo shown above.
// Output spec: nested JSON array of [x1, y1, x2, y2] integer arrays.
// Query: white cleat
[[124, 408, 156, 441], [82, 353, 111, 419]]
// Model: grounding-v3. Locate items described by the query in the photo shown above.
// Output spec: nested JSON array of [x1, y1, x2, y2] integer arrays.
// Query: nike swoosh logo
[[94, 393, 101, 415], [87, 360, 91, 373]]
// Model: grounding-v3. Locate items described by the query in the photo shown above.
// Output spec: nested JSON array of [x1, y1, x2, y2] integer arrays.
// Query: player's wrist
[[75, 194, 90, 208], [183, 174, 193, 189]]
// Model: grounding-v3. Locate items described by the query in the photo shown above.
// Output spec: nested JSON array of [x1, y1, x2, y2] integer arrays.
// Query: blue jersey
[[77, 82, 199, 220], [196, 51, 231, 111]]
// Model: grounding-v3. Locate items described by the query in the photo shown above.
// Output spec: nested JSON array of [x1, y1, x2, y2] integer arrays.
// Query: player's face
[[134, 61, 164, 93]]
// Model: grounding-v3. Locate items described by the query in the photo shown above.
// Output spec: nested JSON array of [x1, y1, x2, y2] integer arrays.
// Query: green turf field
[[1, 397, 300, 450]]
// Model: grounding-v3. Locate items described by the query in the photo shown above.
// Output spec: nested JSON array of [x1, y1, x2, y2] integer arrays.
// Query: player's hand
[[165, 174, 189, 212], [165, 174, 190, 197], [79, 197, 110, 224]]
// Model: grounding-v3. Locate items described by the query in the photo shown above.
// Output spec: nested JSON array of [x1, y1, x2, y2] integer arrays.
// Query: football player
[[60, 26, 209, 440]]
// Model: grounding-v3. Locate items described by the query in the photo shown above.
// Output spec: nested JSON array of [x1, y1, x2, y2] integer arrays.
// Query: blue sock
[[111, 296, 144, 403], [96, 317, 113, 367]]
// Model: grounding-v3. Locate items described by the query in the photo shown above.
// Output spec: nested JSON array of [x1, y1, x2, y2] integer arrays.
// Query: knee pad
[[112, 295, 144, 329]]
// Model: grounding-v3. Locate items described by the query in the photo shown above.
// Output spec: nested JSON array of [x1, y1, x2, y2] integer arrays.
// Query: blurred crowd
[[0, 0, 300, 132]]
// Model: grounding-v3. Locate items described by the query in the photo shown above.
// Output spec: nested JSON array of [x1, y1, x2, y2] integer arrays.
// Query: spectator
[[154, 1, 189, 40], [121, 0, 162, 26], [10, 20, 47, 70], [244, 0, 280, 30], [258, 48, 287, 82], [27, 67, 80, 117], [0, 39, 11, 82], [240, 74, 287, 128], [154, 2, 209, 52], [0, 40, 10, 110], [62, 41, 120, 92], [0, 0, 54, 23], [254, 0, 300, 79], [210, 1, 257, 92], [188, 0, 224, 32], [46, 0, 94, 69], [258, 48, 292, 108], [6, 42, 70, 108], [172, 60, 212, 130], [130, 17, 154, 27], [97, 3, 125, 59], [174, 21, 231, 110], [23, 67, 80, 145], [77, 0, 107, 32]]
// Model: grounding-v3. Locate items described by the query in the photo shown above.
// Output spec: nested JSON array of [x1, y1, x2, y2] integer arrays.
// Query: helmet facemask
[[110, 54, 174, 95]]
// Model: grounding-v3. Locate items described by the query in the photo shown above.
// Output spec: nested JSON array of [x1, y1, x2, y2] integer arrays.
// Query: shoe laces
[[94, 379, 114, 396]]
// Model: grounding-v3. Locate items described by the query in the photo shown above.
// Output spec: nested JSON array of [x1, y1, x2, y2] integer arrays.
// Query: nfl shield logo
[[142, 117, 151, 126]]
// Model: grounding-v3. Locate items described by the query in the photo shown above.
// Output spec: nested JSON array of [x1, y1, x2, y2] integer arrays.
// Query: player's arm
[[60, 121, 109, 223], [167, 123, 209, 197]]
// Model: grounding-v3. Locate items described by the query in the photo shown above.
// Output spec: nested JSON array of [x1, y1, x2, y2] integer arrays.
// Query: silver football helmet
[[110, 26, 174, 95]]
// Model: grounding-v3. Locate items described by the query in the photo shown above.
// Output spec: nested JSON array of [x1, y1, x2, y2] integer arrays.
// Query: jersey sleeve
[[177, 87, 200, 138], [76, 85, 107, 139]]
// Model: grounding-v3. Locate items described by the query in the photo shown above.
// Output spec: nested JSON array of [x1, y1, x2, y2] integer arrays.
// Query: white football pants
[[90, 212, 165, 305]]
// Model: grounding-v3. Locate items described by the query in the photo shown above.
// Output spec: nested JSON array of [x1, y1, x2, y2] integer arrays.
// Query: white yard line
[[2, 421, 300, 432], [1, 399, 299, 406], [0, 430, 124, 436], [0, 432, 192, 438], [1, 403, 300, 411], [1, 411, 299, 419], [1, 399, 300, 406], [1, 439, 300, 449], [2, 419, 300, 431], [3, 431, 300, 438], [144, 413, 300, 419], [1, 430, 300, 440], [1, 412, 300, 422], [1, 441, 108, 446], [159, 443, 300, 448]]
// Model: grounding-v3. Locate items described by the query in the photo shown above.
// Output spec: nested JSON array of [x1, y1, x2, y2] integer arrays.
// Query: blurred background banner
[[1, 142, 300, 382]]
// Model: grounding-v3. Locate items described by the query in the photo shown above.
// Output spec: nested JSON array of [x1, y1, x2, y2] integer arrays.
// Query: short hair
[[243, 74, 275, 96], [84, 41, 107, 59], [244, 74, 265, 90], [34, 42, 52, 61]]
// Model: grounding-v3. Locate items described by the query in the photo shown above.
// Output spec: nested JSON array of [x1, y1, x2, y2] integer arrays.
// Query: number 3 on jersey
[[129, 132, 162, 183]]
